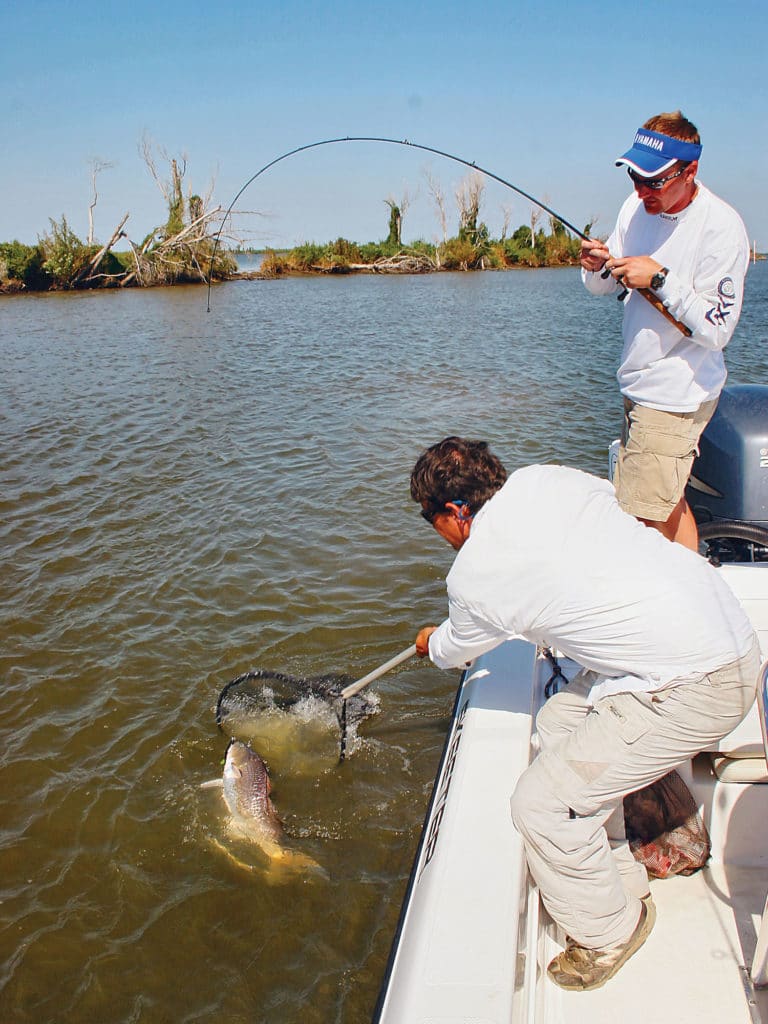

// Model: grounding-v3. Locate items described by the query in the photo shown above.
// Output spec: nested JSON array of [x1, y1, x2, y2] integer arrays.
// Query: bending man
[[580, 111, 750, 549], [412, 436, 758, 990]]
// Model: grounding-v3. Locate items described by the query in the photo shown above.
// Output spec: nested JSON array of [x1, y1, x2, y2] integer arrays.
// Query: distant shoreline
[[232, 261, 580, 281], [3, 251, 764, 296]]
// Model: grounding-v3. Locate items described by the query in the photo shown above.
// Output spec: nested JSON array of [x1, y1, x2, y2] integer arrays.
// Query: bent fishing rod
[[206, 135, 690, 337]]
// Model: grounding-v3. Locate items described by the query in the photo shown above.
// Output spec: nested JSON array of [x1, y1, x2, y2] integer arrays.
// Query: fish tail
[[209, 836, 256, 874], [264, 846, 328, 883]]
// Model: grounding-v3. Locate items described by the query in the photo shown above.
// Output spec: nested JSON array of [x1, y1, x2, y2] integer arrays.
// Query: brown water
[[2, 266, 767, 1023]]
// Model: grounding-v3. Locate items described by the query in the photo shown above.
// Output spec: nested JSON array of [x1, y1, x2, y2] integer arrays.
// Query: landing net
[[216, 669, 377, 767]]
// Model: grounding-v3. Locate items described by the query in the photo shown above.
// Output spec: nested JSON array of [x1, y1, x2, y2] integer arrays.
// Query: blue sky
[[3, 0, 767, 250]]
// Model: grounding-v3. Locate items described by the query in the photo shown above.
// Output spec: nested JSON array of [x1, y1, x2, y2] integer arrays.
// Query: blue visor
[[616, 129, 702, 177]]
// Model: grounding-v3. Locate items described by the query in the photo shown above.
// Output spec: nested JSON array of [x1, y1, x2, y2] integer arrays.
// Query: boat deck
[[375, 563, 768, 1024], [538, 638, 768, 1023], [552, 801, 768, 1024]]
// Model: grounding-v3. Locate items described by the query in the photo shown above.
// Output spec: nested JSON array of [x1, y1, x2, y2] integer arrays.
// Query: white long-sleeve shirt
[[582, 184, 750, 412], [428, 465, 754, 702]]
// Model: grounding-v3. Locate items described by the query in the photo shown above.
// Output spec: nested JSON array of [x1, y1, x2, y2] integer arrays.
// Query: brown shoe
[[547, 897, 656, 991]]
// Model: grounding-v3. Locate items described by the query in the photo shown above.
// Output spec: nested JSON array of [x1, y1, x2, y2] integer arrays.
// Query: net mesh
[[215, 669, 378, 768]]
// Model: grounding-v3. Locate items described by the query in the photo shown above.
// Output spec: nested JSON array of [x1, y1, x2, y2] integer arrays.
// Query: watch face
[[651, 272, 666, 289]]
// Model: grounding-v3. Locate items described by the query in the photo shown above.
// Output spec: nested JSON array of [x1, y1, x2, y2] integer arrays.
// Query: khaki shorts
[[613, 398, 718, 521]]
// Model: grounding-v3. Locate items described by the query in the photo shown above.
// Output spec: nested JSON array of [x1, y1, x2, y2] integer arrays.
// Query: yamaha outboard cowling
[[686, 384, 768, 561]]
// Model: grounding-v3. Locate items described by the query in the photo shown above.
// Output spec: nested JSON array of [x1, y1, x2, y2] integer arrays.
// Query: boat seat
[[751, 659, 768, 987], [706, 697, 768, 784], [708, 752, 768, 784]]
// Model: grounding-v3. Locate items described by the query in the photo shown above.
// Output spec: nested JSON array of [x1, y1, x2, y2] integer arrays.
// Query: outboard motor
[[686, 384, 768, 562]]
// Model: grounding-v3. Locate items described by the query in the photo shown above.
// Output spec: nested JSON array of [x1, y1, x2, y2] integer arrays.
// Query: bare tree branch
[[530, 208, 541, 249], [87, 158, 115, 246], [75, 212, 129, 284], [139, 134, 188, 205], [424, 169, 448, 244], [455, 173, 485, 238], [500, 203, 513, 242]]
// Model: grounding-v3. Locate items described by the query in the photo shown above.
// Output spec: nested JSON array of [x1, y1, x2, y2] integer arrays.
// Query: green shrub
[[113, 251, 134, 271], [40, 216, 89, 287], [358, 241, 386, 263], [405, 239, 436, 258], [439, 236, 480, 270], [91, 249, 125, 278], [260, 249, 288, 277], [0, 240, 51, 289], [288, 242, 327, 271], [511, 225, 533, 247], [327, 237, 361, 264], [485, 243, 506, 269]]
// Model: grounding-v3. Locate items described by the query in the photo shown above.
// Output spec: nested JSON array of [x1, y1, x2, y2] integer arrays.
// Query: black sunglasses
[[627, 166, 685, 191]]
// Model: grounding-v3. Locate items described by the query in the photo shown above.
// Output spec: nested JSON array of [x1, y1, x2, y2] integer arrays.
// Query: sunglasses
[[420, 500, 470, 524], [627, 166, 686, 191]]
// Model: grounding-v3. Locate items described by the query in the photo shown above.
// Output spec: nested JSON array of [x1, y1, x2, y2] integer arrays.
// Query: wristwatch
[[650, 266, 669, 291]]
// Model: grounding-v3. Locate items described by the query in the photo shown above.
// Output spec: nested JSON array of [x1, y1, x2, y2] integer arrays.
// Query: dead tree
[[424, 169, 448, 245], [140, 136, 188, 209], [73, 212, 129, 286], [384, 189, 411, 246], [131, 135, 235, 285], [455, 173, 485, 242], [349, 251, 436, 274], [530, 208, 541, 249], [86, 158, 114, 246], [500, 203, 513, 242], [121, 205, 230, 286]]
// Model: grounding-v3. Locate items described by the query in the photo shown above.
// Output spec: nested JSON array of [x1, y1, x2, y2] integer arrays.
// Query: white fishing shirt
[[582, 184, 750, 412], [428, 465, 754, 702]]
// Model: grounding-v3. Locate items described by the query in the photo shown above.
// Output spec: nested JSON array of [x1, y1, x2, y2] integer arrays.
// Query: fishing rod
[[206, 135, 690, 336]]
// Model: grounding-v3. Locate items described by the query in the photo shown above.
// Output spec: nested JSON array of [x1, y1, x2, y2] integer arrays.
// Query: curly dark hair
[[410, 436, 508, 520]]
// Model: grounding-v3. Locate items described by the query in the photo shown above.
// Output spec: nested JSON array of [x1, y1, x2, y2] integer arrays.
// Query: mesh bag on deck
[[623, 768, 711, 878]]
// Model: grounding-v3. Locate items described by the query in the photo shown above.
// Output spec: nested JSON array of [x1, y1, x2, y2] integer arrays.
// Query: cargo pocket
[[645, 423, 697, 461], [632, 421, 696, 508], [597, 697, 652, 745]]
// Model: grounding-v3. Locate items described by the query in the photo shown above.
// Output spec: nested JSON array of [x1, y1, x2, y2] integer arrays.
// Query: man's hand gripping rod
[[598, 258, 692, 338]]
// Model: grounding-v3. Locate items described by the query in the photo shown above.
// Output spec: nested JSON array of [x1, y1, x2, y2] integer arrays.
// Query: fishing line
[[205, 135, 590, 312]]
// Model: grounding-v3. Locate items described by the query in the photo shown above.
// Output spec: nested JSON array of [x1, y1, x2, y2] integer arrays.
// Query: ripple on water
[[1, 265, 767, 1021]]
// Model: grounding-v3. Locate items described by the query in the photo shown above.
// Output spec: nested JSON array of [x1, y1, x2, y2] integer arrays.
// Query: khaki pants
[[510, 638, 760, 949]]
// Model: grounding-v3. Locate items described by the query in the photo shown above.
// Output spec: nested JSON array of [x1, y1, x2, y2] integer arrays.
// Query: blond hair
[[643, 110, 700, 145]]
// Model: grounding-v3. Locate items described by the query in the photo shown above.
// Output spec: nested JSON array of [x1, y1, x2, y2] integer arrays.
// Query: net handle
[[340, 645, 418, 700]]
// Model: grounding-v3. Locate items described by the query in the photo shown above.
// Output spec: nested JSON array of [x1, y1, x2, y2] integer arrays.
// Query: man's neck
[[667, 182, 699, 215]]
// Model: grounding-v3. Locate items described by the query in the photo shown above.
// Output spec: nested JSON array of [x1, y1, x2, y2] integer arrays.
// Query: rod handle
[[599, 262, 692, 338], [636, 287, 692, 337]]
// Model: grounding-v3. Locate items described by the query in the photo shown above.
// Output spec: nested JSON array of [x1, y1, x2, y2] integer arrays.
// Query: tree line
[[258, 173, 588, 277], [258, 219, 584, 277], [0, 157, 589, 293]]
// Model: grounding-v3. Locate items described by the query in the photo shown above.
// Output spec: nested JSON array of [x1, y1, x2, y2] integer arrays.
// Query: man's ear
[[445, 502, 471, 522]]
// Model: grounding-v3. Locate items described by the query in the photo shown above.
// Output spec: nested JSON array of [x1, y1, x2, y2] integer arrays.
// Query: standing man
[[581, 111, 750, 549], [411, 436, 758, 990]]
